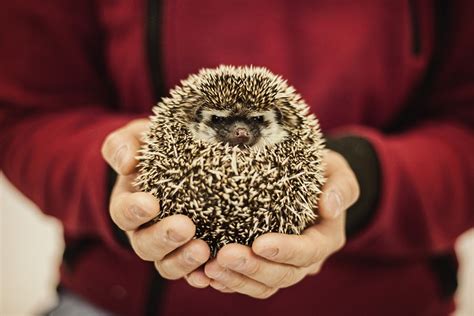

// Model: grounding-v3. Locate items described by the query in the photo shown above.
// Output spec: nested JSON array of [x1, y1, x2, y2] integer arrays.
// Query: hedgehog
[[135, 65, 325, 256]]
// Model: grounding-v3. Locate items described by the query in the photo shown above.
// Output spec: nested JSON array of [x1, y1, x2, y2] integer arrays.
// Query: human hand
[[194, 150, 359, 298], [101, 119, 211, 286]]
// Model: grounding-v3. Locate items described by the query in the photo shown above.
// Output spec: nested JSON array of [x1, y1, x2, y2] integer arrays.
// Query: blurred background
[[1, 171, 474, 315]]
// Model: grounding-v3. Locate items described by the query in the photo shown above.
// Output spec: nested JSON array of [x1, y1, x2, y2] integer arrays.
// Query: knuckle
[[300, 234, 321, 263], [309, 244, 326, 265], [101, 134, 113, 153], [308, 263, 322, 275], [255, 288, 277, 300], [313, 265, 321, 274], [229, 276, 247, 290], [124, 121, 137, 130], [343, 175, 359, 205], [126, 119, 145, 130], [103, 131, 121, 152], [348, 176, 360, 203], [328, 150, 345, 164], [300, 245, 319, 267], [270, 268, 295, 288], [122, 205, 138, 224], [111, 205, 134, 231], [280, 245, 297, 263], [300, 253, 316, 268], [321, 242, 331, 259], [109, 207, 123, 229], [244, 260, 261, 277]]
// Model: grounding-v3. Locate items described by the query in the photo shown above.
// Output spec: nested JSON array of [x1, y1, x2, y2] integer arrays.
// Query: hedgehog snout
[[234, 127, 249, 138], [230, 125, 251, 144]]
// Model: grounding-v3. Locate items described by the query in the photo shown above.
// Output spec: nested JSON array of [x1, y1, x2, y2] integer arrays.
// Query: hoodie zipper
[[145, 4, 166, 315], [147, 0, 166, 101], [408, 0, 421, 56]]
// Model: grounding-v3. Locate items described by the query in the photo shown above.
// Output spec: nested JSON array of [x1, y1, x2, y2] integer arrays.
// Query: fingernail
[[325, 190, 342, 218], [183, 250, 199, 265], [190, 274, 208, 288], [130, 205, 148, 219], [113, 144, 128, 171], [166, 229, 185, 243], [207, 267, 225, 279], [259, 247, 278, 258], [227, 257, 246, 270], [211, 281, 226, 290]]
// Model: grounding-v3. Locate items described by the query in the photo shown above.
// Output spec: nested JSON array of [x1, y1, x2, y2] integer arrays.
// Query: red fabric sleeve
[[0, 1, 136, 254], [342, 2, 474, 257]]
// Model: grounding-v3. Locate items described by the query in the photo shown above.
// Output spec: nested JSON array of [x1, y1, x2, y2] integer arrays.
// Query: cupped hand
[[196, 149, 360, 298], [101, 119, 211, 286]]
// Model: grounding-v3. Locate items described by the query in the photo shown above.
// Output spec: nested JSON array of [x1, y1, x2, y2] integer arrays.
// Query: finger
[[110, 175, 160, 231], [252, 216, 345, 267], [112, 173, 139, 195], [185, 268, 212, 289], [205, 259, 277, 299], [155, 239, 210, 280], [307, 262, 323, 276], [319, 150, 360, 219], [101, 119, 149, 175], [130, 215, 195, 261], [215, 244, 304, 288], [310, 210, 346, 249], [209, 281, 235, 293]]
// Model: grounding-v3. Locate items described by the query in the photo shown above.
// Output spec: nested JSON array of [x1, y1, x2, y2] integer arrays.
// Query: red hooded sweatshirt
[[0, 1, 473, 315]]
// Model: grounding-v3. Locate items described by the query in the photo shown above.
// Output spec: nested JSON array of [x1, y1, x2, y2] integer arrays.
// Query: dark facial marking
[[208, 114, 267, 146], [211, 115, 227, 124], [250, 116, 264, 124]]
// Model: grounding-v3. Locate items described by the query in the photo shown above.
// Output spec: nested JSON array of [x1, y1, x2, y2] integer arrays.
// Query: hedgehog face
[[190, 105, 287, 147], [185, 67, 296, 147]]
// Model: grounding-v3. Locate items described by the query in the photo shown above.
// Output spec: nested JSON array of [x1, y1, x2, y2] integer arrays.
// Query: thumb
[[319, 151, 360, 219]]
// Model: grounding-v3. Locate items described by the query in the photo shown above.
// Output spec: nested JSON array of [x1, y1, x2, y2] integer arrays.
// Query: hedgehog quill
[[135, 66, 325, 255]]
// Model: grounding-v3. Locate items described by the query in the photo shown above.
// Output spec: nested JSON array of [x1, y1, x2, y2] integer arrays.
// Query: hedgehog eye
[[211, 115, 226, 124], [251, 116, 264, 123]]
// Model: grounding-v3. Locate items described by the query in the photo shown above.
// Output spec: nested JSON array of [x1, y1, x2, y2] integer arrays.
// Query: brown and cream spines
[[135, 66, 325, 256]]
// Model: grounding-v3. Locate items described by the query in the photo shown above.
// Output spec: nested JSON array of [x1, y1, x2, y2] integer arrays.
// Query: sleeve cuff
[[325, 135, 381, 238]]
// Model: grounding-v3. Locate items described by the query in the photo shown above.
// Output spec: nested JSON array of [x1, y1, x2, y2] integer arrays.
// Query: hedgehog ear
[[193, 105, 204, 122], [181, 103, 201, 122], [279, 101, 302, 128], [273, 107, 283, 123]]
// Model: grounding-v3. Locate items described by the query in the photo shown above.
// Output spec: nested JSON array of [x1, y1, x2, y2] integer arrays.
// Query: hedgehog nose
[[234, 128, 249, 138]]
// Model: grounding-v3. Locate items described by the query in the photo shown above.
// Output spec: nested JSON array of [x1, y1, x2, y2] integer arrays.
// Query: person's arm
[[337, 1, 474, 257], [0, 0, 136, 253], [195, 4, 473, 299]]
